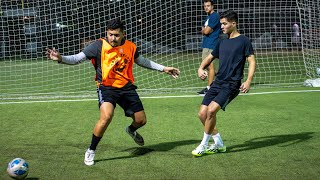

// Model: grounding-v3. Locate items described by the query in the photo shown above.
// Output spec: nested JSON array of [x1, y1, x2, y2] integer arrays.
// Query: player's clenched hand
[[198, 68, 207, 80], [46, 48, 62, 61], [163, 67, 180, 79]]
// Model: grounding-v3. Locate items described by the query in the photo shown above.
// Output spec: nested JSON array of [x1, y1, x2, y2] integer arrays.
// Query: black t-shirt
[[212, 35, 254, 81]]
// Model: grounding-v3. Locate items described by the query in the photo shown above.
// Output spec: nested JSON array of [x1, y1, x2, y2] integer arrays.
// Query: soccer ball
[[7, 158, 29, 179]]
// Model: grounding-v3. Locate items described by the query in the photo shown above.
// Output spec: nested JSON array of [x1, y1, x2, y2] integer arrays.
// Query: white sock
[[206, 86, 210, 90], [212, 133, 224, 146], [200, 132, 211, 146]]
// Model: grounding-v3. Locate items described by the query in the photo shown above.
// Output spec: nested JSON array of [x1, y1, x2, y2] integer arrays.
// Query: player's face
[[220, 18, 236, 34], [203, 2, 214, 14], [106, 28, 125, 47]]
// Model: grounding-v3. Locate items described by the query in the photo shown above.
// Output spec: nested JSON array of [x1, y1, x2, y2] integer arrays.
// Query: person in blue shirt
[[192, 10, 256, 156], [197, 0, 221, 95]]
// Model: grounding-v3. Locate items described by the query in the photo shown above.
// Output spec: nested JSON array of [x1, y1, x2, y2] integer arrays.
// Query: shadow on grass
[[228, 132, 314, 153], [95, 139, 198, 162], [95, 132, 314, 162]]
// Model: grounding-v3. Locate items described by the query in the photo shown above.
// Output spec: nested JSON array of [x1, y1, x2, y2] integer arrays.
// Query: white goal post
[[0, 0, 319, 99]]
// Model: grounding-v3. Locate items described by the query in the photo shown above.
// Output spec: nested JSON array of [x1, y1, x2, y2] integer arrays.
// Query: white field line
[[0, 90, 320, 105]]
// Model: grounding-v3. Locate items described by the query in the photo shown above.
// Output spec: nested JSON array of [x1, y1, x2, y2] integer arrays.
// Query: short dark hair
[[106, 18, 125, 31], [220, 10, 238, 24], [203, 0, 214, 5]]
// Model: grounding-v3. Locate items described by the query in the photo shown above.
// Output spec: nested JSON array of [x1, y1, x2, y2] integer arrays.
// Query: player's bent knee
[[208, 101, 220, 114], [101, 113, 113, 121], [207, 108, 218, 117], [133, 111, 147, 125], [198, 111, 206, 120], [136, 117, 147, 126]]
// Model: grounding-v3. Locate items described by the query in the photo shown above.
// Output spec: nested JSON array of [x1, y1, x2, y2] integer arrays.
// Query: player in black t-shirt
[[192, 10, 256, 156]]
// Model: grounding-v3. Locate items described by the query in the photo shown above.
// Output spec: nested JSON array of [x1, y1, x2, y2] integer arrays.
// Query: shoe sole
[[84, 160, 94, 166], [133, 140, 144, 146]]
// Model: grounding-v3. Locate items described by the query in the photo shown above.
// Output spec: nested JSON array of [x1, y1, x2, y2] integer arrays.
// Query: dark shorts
[[97, 84, 144, 117], [202, 80, 241, 111]]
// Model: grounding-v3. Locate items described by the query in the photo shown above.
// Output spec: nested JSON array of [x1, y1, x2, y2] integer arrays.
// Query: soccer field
[[1, 0, 319, 178], [1, 89, 320, 179]]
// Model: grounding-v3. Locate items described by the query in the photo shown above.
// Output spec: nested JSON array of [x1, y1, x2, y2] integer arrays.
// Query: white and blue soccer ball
[[7, 158, 29, 179]]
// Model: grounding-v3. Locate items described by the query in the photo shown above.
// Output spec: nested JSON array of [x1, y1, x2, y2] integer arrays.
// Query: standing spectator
[[197, 0, 221, 95]]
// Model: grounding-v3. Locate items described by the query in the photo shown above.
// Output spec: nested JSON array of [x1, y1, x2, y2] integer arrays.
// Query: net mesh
[[297, 0, 320, 77], [0, 0, 318, 99]]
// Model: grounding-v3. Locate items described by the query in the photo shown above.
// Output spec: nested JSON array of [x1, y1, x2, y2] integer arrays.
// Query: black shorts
[[202, 80, 241, 111], [97, 84, 144, 117]]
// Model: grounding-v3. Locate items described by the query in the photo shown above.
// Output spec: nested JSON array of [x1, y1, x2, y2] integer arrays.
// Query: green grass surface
[[1, 90, 320, 179]]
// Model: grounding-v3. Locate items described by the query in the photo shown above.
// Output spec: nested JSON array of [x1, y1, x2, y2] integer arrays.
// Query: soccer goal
[[296, 0, 320, 78], [0, 0, 319, 99]]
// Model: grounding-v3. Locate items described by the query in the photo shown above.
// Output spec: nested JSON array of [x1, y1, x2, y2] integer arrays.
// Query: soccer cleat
[[192, 144, 208, 157], [206, 144, 227, 154], [125, 127, 144, 146], [197, 87, 208, 95], [84, 149, 95, 166]]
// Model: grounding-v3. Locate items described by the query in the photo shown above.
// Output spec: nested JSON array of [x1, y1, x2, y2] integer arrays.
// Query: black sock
[[89, 134, 102, 151], [128, 124, 138, 132]]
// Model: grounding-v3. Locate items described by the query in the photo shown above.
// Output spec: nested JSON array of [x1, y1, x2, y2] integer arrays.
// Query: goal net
[[0, 0, 318, 100], [296, 0, 320, 84]]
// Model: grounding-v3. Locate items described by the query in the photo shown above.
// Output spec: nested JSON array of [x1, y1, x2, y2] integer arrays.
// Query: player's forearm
[[61, 52, 87, 65], [246, 56, 256, 83], [135, 55, 165, 71], [200, 54, 214, 69], [202, 27, 213, 35]]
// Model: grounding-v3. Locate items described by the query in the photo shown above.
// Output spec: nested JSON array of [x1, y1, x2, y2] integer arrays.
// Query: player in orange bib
[[46, 18, 180, 166]]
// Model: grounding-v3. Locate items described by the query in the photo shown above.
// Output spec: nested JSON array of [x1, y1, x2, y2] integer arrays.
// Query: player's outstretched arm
[[163, 67, 180, 79], [46, 48, 87, 65], [46, 48, 62, 62], [135, 55, 180, 78], [240, 55, 256, 93]]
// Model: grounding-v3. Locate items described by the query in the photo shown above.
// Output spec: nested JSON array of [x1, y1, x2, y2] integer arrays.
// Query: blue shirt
[[212, 35, 254, 81], [201, 12, 221, 49]]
